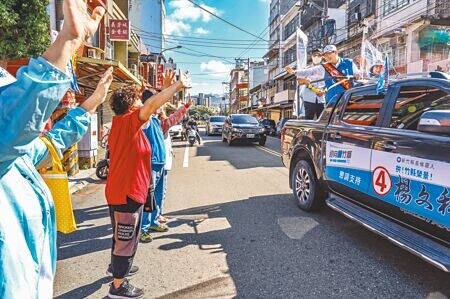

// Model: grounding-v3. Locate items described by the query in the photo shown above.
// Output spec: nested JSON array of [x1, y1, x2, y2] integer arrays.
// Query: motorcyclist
[[186, 116, 201, 144]]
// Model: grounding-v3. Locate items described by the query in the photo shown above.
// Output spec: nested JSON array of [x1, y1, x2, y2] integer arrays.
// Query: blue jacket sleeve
[[0, 57, 71, 163], [32, 107, 91, 167]]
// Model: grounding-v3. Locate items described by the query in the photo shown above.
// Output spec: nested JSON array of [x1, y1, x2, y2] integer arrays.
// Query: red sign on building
[[109, 20, 130, 41], [156, 64, 164, 89]]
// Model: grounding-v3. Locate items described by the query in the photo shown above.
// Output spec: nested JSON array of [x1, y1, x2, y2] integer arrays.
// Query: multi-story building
[[371, 0, 449, 73], [229, 59, 249, 113], [130, 0, 167, 87], [247, 61, 268, 116]]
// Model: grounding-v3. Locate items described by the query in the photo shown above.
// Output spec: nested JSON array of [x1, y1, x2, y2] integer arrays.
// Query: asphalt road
[[54, 130, 450, 299]]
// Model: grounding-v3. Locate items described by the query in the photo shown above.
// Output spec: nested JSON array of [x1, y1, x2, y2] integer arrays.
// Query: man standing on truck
[[286, 45, 361, 104]]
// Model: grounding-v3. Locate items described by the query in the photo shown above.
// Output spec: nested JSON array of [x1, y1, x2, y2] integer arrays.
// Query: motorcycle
[[96, 144, 109, 180], [187, 125, 197, 146]]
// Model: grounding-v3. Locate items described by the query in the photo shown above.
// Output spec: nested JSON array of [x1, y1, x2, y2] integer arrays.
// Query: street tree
[[0, 0, 50, 61], [189, 105, 216, 120]]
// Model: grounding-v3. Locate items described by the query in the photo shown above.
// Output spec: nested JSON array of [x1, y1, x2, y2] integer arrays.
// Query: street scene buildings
[[0, 0, 449, 298]]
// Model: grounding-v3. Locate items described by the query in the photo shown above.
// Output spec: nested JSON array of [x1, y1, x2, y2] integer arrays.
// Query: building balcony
[[267, 86, 277, 99], [274, 89, 295, 104]]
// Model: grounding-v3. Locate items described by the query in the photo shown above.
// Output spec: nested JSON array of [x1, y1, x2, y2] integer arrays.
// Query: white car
[[206, 116, 226, 135], [169, 123, 184, 140]]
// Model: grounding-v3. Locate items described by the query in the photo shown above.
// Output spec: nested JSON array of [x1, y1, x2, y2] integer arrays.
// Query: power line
[[185, 0, 269, 42], [238, 25, 271, 58], [139, 34, 270, 49], [131, 25, 272, 42], [132, 28, 270, 44]]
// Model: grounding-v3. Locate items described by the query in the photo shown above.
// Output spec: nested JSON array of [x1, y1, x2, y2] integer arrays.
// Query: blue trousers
[[141, 164, 165, 231]]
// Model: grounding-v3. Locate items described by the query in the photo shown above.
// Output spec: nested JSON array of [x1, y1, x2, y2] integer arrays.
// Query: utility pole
[[322, 0, 329, 47]]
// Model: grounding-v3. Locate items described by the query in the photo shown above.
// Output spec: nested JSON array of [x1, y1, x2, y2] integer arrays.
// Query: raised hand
[[80, 67, 113, 114], [162, 69, 176, 90], [188, 94, 194, 106], [60, 0, 105, 46], [178, 70, 192, 89], [43, 0, 105, 71], [285, 66, 295, 75]]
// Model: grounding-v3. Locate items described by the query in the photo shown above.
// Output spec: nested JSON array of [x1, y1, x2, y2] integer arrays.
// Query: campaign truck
[[281, 72, 450, 272]]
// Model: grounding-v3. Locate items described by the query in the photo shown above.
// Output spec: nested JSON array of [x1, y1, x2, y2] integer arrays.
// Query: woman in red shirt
[[105, 73, 190, 299]]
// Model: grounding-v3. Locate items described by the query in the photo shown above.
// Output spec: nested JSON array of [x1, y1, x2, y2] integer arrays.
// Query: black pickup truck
[[281, 72, 450, 271]]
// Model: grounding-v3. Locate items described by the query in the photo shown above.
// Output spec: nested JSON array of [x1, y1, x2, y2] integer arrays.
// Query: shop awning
[[75, 56, 141, 93], [256, 100, 292, 110]]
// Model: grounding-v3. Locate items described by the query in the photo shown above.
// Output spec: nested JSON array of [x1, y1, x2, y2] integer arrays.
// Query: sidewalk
[[68, 145, 106, 194], [68, 167, 98, 194]]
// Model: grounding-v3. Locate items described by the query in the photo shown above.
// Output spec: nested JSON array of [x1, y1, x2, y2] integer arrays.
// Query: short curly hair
[[109, 85, 141, 115]]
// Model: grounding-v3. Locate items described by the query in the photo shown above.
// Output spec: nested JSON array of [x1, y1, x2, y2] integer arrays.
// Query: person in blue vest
[[286, 45, 361, 104]]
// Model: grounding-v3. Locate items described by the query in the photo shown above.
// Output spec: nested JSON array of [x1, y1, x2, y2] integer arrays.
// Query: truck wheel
[[291, 160, 324, 211]]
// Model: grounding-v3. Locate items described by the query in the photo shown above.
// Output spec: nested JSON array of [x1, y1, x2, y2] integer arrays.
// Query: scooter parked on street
[[96, 145, 109, 179]]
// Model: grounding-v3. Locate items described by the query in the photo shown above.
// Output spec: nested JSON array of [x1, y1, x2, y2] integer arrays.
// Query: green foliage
[[0, 0, 51, 60], [189, 105, 216, 118]]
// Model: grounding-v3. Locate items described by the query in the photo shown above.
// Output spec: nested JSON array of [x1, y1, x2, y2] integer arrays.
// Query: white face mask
[[312, 56, 322, 65]]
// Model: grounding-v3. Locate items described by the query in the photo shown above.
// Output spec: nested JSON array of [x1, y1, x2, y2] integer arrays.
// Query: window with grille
[[382, 0, 410, 16], [283, 45, 296, 66]]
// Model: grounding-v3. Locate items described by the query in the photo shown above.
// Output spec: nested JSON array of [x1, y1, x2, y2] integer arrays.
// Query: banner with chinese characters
[[109, 20, 130, 41], [326, 140, 449, 230], [156, 64, 164, 89]]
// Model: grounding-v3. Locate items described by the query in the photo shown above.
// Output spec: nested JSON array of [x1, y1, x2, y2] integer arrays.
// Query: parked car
[[276, 118, 291, 138], [281, 72, 450, 272], [206, 115, 226, 135], [260, 118, 277, 136], [169, 122, 184, 140], [222, 114, 266, 146]]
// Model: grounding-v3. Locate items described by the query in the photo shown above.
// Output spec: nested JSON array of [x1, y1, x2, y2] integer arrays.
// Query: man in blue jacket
[[286, 45, 361, 104]]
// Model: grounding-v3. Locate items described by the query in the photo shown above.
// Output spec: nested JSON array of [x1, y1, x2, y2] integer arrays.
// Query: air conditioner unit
[[105, 47, 113, 60], [87, 48, 97, 59], [130, 64, 138, 76]]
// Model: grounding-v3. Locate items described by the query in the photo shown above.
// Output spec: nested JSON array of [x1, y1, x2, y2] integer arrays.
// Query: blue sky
[[161, 0, 270, 95]]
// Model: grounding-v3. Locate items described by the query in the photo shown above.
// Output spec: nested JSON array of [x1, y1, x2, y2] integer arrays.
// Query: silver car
[[206, 115, 226, 136]]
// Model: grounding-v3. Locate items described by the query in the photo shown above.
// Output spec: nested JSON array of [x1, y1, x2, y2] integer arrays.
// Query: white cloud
[[165, 1, 220, 36], [200, 60, 233, 77], [194, 27, 209, 35], [165, 18, 191, 35], [169, 0, 220, 22], [189, 82, 226, 95]]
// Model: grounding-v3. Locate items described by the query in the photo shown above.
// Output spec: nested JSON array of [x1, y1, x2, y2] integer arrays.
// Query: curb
[[68, 168, 98, 194]]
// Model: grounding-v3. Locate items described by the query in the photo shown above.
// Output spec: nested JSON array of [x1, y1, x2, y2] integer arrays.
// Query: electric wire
[[185, 0, 270, 42]]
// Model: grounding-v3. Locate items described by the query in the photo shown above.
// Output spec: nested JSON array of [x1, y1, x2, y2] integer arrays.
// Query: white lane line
[[256, 145, 281, 158], [183, 142, 190, 168]]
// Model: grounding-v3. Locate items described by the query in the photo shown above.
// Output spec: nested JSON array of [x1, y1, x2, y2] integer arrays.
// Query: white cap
[[323, 45, 337, 53], [0, 67, 17, 88]]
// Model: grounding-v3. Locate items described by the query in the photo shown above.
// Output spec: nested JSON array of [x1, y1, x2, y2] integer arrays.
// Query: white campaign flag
[[362, 40, 384, 78], [293, 27, 308, 118]]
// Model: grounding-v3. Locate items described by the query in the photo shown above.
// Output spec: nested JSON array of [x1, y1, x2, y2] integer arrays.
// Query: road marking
[[183, 142, 190, 168], [256, 145, 281, 158]]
